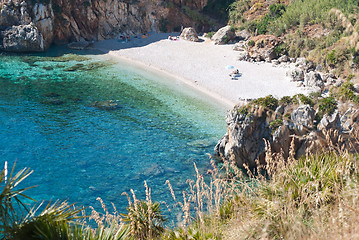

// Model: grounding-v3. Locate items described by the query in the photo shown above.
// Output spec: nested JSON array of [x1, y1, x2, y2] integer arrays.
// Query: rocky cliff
[[215, 95, 359, 169], [0, 0, 215, 52]]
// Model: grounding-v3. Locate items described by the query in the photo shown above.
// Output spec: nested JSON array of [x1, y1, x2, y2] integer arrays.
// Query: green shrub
[[337, 81, 356, 100], [294, 94, 314, 107], [253, 95, 279, 110], [317, 96, 337, 119], [247, 40, 255, 47], [279, 96, 292, 105], [269, 118, 283, 132], [237, 106, 249, 115], [207, 31, 215, 38], [273, 43, 288, 57], [326, 50, 338, 66]]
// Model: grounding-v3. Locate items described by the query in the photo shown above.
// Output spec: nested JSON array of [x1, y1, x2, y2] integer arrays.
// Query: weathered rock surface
[[246, 35, 282, 62], [0, 0, 215, 52], [235, 29, 250, 41], [286, 68, 305, 82], [0, 24, 45, 52], [180, 27, 199, 42], [215, 102, 359, 169], [211, 25, 235, 45]]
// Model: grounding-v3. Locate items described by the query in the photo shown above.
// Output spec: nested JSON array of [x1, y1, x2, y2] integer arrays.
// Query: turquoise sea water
[[0, 48, 227, 218]]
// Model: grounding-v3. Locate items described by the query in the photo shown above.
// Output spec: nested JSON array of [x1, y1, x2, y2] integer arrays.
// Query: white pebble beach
[[93, 32, 311, 109]]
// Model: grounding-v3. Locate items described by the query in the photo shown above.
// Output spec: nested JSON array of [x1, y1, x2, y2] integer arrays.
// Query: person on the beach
[[229, 69, 240, 77]]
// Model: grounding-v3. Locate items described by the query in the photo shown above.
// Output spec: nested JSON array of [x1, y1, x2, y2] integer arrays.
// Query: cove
[[0, 47, 227, 216]]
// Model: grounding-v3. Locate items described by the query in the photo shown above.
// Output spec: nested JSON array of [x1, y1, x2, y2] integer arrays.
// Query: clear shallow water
[[0, 48, 226, 218]]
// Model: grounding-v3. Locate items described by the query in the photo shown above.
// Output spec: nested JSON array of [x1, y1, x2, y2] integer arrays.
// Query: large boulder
[[235, 29, 251, 41], [180, 27, 199, 42], [317, 111, 341, 131], [0, 24, 45, 52], [247, 35, 282, 62], [304, 71, 324, 90], [290, 105, 316, 131], [286, 68, 305, 82], [211, 25, 235, 45]]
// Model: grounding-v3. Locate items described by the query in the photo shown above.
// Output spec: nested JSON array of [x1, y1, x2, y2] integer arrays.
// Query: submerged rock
[[41, 98, 65, 105]]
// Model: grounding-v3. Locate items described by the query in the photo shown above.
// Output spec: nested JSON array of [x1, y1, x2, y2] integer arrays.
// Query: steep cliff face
[[215, 100, 359, 169], [0, 0, 212, 52]]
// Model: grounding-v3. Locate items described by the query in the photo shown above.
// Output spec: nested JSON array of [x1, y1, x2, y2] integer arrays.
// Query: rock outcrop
[[211, 25, 235, 45], [215, 98, 359, 169], [246, 35, 282, 62], [0, 0, 214, 52], [180, 27, 199, 42], [0, 24, 44, 52]]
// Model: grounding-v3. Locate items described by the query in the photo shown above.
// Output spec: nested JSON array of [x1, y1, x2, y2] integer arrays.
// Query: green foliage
[[253, 95, 279, 111], [10, 201, 84, 240], [247, 39, 255, 47], [273, 43, 288, 57], [228, 0, 251, 25], [237, 105, 248, 115], [203, 0, 236, 20], [317, 96, 337, 119], [293, 94, 314, 107], [181, 6, 208, 24], [337, 81, 356, 100], [159, 17, 168, 32], [122, 200, 165, 239], [207, 31, 215, 38], [269, 118, 283, 132], [0, 162, 35, 237], [279, 96, 292, 106], [351, 48, 359, 66], [256, 4, 286, 34], [326, 50, 338, 66], [269, 0, 359, 35]]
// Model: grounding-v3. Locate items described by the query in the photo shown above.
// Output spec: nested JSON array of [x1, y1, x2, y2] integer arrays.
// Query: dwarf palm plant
[[0, 161, 35, 238]]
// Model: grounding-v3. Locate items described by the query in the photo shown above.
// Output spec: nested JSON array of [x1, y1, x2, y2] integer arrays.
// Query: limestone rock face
[[0, 0, 212, 52], [305, 71, 324, 90], [211, 25, 235, 45], [0, 24, 44, 52], [286, 68, 305, 82], [180, 27, 199, 42], [290, 105, 315, 130], [215, 105, 272, 168], [247, 35, 282, 62], [215, 103, 359, 169], [33, 3, 54, 48]]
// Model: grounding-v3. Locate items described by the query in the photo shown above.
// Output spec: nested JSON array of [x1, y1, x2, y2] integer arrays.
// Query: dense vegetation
[[229, 0, 359, 77], [3, 143, 359, 239]]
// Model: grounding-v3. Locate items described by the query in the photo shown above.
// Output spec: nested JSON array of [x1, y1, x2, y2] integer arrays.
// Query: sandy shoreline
[[93, 32, 310, 109]]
